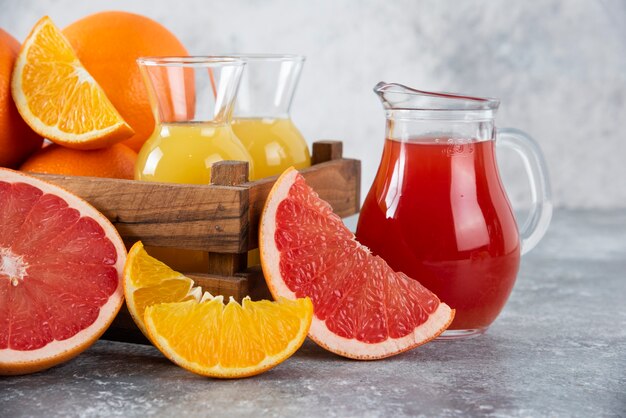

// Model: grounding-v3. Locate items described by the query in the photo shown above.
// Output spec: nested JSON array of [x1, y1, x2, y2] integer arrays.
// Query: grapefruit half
[[0, 169, 125, 374], [260, 167, 454, 359]]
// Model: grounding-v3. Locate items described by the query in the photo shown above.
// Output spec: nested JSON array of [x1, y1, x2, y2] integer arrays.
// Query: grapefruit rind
[[0, 168, 125, 375], [259, 168, 300, 299], [144, 296, 313, 379], [11, 16, 133, 149], [260, 167, 454, 360], [308, 304, 453, 359]]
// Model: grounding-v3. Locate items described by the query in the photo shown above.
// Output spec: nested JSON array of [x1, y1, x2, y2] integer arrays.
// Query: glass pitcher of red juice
[[356, 82, 552, 339]]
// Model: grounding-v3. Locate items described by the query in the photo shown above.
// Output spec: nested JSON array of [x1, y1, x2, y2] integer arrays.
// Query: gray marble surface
[[1, 209, 625, 417]]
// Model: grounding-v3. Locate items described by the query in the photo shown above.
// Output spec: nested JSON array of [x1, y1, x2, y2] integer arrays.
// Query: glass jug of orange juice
[[134, 57, 253, 271], [356, 82, 552, 339], [135, 56, 254, 183], [231, 54, 310, 178]]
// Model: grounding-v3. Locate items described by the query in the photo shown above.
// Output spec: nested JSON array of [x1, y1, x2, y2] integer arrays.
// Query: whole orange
[[63, 11, 188, 152], [20, 143, 137, 180], [0, 28, 42, 168]]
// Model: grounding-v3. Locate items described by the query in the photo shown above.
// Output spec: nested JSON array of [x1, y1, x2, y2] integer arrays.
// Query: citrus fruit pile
[[0, 169, 125, 375], [1, 12, 188, 179], [0, 29, 41, 169], [117, 167, 453, 378], [0, 164, 454, 377], [1, 10, 456, 379]]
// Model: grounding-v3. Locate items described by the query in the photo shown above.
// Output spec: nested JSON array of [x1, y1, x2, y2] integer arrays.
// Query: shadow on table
[[293, 333, 508, 364]]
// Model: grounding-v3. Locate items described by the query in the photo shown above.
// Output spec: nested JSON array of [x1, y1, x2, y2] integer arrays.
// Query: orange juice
[[135, 57, 250, 272], [135, 122, 255, 272], [136, 123, 256, 183], [232, 117, 310, 178]]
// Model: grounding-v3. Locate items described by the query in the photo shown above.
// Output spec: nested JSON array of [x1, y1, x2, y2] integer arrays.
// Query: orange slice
[[123, 241, 313, 378], [11, 16, 133, 149], [145, 296, 312, 378], [260, 167, 455, 360], [123, 241, 200, 338]]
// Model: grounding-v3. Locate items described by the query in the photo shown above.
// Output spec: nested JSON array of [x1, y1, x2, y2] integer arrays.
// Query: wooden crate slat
[[32, 156, 359, 253], [32, 174, 249, 253], [238, 266, 273, 301], [186, 273, 249, 300], [312, 140, 343, 165], [207, 161, 250, 275]]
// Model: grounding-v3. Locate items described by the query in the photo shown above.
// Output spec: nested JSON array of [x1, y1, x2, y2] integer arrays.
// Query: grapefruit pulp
[[260, 167, 455, 359], [0, 168, 125, 374]]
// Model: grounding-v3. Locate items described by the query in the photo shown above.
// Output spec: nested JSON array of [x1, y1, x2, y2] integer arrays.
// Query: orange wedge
[[145, 296, 312, 378], [11, 16, 133, 149], [123, 241, 200, 338], [123, 241, 313, 378]]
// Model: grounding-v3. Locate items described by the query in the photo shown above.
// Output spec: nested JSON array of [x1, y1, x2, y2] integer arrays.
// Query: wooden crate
[[34, 141, 360, 344]]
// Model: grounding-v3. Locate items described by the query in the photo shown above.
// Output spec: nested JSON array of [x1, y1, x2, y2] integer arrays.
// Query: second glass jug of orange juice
[[135, 56, 255, 183], [231, 54, 310, 178]]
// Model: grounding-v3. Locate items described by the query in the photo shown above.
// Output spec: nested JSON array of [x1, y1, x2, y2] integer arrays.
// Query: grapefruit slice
[[0, 168, 125, 375], [260, 167, 455, 359]]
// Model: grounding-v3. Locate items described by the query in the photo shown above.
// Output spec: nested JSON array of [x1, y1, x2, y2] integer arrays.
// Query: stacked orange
[[0, 28, 42, 168], [3, 12, 188, 179]]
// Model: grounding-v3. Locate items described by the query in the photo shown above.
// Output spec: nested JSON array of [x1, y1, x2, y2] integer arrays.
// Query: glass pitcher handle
[[496, 128, 552, 255]]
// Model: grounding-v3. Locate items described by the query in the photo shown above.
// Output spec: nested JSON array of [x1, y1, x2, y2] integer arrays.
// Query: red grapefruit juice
[[356, 138, 521, 331]]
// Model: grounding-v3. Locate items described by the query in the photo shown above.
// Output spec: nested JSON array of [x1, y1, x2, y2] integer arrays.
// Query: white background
[[2, 0, 625, 209]]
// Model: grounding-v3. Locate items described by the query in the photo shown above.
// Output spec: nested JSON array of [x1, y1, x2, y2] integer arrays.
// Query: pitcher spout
[[374, 82, 499, 119]]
